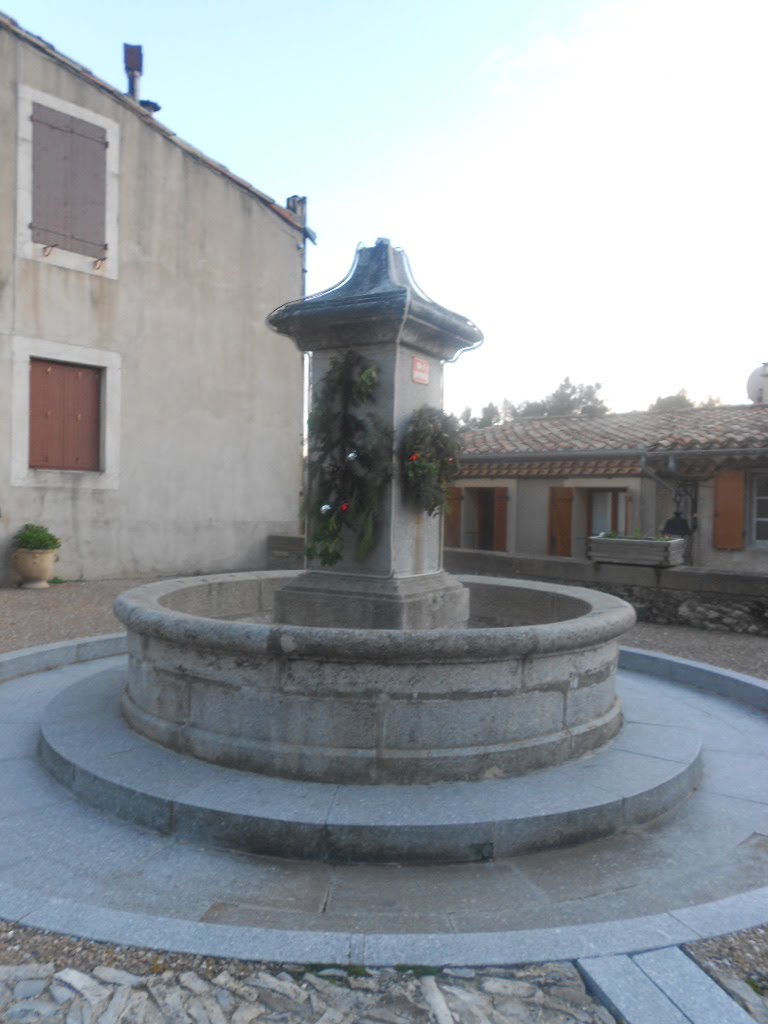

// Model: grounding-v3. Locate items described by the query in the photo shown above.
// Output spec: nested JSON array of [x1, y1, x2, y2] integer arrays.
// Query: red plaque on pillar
[[412, 357, 429, 385]]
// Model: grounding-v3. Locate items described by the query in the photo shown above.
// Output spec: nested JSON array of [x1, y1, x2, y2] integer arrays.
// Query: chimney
[[123, 45, 161, 114], [123, 44, 143, 101], [286, 196, 307, 227]]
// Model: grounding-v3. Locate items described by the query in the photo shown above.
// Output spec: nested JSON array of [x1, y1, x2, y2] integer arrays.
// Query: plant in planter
[[587, 532, 685, 568], [13, 523, 61, 589]]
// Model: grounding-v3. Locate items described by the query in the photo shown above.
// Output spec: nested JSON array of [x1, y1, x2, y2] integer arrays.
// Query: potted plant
[[13, 523, 61, 589], [587, 531, 685, 568]]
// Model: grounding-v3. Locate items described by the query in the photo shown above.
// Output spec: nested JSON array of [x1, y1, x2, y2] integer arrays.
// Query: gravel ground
[[0, 577, 766, 999]]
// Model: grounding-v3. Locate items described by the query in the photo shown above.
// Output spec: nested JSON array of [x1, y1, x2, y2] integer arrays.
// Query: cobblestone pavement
[[0, 957, 619, 1024], [0, 577, 766, 1022]]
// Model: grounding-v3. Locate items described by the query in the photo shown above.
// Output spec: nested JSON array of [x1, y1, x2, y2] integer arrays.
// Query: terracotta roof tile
[[459, 458, 643, 479], [460, 404, 768, 458]]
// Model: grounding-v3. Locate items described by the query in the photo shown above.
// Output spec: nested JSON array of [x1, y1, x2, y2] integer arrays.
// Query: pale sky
[[9, 0, 768, 415]]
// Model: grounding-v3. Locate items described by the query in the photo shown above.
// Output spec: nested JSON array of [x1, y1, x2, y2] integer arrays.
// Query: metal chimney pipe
[[123, 44, 143, 101]]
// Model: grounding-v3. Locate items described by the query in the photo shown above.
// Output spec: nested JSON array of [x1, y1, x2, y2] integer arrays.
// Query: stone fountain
[[41, 242, 701, 866]]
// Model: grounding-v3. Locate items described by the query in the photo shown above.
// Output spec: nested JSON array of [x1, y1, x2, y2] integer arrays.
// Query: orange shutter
[[713, 470, 745, 550], [493, 487, 508, 551], [548, 487, 573, 556]]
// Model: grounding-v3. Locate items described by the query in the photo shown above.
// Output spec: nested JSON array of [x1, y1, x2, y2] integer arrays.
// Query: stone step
[[39, 662, 702, 864], [578, 947, 755, 1024]]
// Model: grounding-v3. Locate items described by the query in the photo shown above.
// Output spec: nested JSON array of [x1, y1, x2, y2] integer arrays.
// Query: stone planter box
[[587, 536, 685, 567]]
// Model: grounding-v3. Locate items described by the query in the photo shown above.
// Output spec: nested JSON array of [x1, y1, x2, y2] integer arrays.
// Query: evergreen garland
[[305, 350, 393, 566], [400, 406, 462, 516]]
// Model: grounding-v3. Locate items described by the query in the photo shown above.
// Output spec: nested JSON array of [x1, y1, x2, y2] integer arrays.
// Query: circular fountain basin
[[115, 572, 634, 785]]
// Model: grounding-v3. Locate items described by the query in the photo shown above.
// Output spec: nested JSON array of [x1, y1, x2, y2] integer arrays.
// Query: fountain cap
[[268, 239, 483, 361]]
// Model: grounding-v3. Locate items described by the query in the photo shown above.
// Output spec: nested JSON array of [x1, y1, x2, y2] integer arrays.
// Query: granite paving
[[0, 578, 766, 1022]]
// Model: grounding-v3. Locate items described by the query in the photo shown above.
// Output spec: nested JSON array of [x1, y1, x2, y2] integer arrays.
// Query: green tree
[[647, 389, 694, 413], [459, 402, 502, 430], [507, 378, 608, 419], [647, 391, 721, 412]]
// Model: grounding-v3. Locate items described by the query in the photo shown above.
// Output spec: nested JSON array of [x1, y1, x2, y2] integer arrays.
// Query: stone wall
[[444, 548, 768, 636]]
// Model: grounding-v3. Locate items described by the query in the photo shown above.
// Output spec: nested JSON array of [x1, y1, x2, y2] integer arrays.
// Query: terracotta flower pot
[[14, 548, 58, 589]]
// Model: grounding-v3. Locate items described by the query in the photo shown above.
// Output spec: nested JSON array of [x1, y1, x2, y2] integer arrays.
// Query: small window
[[588, 489, 627, 535], [31, 103, 107, 260], [29, 359, 101, 471], [752, 474, 768, 544]]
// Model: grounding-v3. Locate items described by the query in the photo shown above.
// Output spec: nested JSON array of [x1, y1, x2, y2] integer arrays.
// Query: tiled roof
[[461, 404, 768, 458]]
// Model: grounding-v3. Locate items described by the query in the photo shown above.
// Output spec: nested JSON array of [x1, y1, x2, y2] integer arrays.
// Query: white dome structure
[[747, 363, 768, 403]]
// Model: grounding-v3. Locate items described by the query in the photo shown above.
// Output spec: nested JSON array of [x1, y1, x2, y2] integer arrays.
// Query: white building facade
[[0, 16, 307, 583]]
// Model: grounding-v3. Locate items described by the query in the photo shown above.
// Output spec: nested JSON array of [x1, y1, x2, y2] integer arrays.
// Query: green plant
[[13, 523, 61, 551], [305, 350, 393, 566], [400, 406, 462, 516]]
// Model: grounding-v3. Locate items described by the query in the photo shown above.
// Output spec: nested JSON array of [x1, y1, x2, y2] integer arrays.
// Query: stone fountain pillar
[[268, 239, 482, 630]]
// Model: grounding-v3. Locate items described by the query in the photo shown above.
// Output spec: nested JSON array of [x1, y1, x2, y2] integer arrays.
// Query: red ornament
[[340, 502, 350, 513], [408, 453, 420, 462]]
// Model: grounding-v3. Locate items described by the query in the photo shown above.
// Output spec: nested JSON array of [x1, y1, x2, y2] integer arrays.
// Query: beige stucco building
[[0, 15, 308, 584]]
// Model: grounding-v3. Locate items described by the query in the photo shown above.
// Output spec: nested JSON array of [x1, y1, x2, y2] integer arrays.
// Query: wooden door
[[548, 487, 573, 556], [713, 470, 745, 550]]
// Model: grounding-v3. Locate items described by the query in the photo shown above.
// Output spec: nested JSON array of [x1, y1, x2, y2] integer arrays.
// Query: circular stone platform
[[40, 665, 701, 864], [0, 641, 766, 965]]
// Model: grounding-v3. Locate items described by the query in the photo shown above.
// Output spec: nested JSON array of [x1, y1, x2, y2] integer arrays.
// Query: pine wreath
[[400, 406, 462, 516], [305, 350, 393, 566]]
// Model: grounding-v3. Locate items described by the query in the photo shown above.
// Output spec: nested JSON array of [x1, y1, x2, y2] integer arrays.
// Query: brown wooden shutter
[[29, 360, 101, 471], [713, 469, 745, 550], [65, 365, 101, 470], [548, 487, 573, 556], [31, 104, 71, 250], [69, 118, 107, 258], [493, 487, 508, 552], [31, 103, 107, 259], [444, 487, 462, 548], [29, 359, 64, 467]]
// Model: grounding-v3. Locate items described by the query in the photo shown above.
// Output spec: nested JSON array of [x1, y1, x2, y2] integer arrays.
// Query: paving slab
[[578, 953, 689, 1023], [633, 946, 755, 1023]]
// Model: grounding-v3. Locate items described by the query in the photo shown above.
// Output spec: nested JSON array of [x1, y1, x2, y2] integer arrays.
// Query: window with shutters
[[11, 336, 121, 490], [29, 359, 102, 471], [17, 87, 119, 277], [31, 104, 107, 259], [587, 489, 628, 536], [462, 487, 508, 552]]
